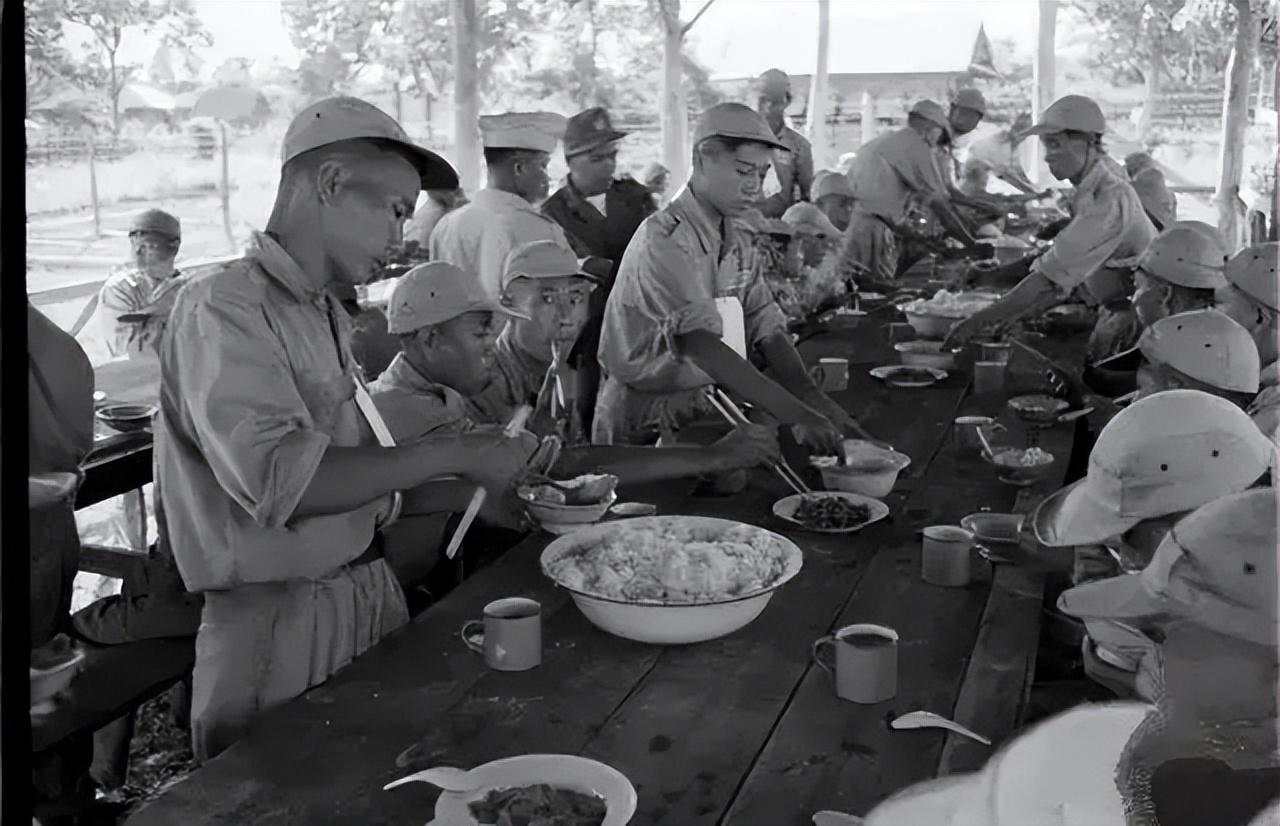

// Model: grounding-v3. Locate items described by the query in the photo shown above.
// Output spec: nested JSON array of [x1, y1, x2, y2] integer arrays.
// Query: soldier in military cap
[[839, 99, 988, 286], [155, 96, 538, 760], [429, 111, 572, 296], [78, 207, 186, 358], [754, 68, 815, 219], [596, 102, 881, 462], [541, 106, 657, 435]]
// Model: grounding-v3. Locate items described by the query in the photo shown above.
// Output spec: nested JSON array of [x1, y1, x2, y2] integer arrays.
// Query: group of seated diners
[[28, 74, 1280, 826]]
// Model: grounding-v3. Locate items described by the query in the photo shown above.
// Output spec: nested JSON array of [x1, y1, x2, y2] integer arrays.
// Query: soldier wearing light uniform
[[595, 103, 876, 457], [88, 208, 186, 358], [810, 170, 854, 232], [429, 111, 572, 296], [838, 99, 987, 285], [378, 244, 780, 492], [1128, 225, 1227, 328], [1214, 243, 1280, 446], [862, 489, 1279, 826], [1030, 390, 1273, 697], [754, 69, 815, 219], [944, 95, 1158, 363], [156, 97, 536, 761], [1098, 309, 1260, 406]]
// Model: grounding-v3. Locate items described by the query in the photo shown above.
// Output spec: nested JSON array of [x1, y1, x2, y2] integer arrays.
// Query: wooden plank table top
[[78, 359, 158, 508], [127, 316, 1085, 826]]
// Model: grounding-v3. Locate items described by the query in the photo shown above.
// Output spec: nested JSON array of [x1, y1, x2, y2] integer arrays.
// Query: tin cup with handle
[[809, 358, 850, 392], [921, 526, 974, 587], [460, 597, 542, 672], [953, 416, 1005, 455], [973, 360, 1006, 395], [811, 623, 899, 704]]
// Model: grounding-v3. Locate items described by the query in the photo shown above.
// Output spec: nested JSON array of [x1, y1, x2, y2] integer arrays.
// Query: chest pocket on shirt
[[295, 368, 355, 436]]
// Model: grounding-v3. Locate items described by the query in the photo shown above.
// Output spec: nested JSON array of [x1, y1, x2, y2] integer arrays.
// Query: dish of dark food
[[94, 403, 156, 433], [793, 495, 873, 530], [870, 365, 948, 387], [468, 784, 607, 826]]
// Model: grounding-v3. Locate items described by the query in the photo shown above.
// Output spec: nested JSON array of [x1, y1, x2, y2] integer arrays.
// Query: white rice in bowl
[[544, 520, 797, 605]]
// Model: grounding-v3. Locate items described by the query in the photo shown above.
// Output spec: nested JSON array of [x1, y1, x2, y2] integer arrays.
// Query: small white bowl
[[812, 444, 912, 498], [894, 340, 958, 370], [523, 493, 618, 535], [431, 754, 637, 826], [903, 310, 958, 339]]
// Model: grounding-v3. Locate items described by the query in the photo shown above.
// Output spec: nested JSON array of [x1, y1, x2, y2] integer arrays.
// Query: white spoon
[[813, 811, 865, 826], [890, 710, 991, 745], [383, 766, 478, 793]]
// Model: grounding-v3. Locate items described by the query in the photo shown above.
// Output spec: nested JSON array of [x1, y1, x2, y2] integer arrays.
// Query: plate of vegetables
[[772, 492, 889, 534], [429, 754, 636, 826]]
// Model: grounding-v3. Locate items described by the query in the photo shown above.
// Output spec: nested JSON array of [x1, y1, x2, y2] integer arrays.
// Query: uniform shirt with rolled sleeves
[[1031, 156, 1157, 305], [597, 187, 789, 394], [845, 127, 951, 224], [1249, 361, 1280, 446], [368, 352, 477, 443], [155, 232, 392, 593], [98, 267, 186, 358], [759, 125, 815, 219], [428, 188, 572, 296]]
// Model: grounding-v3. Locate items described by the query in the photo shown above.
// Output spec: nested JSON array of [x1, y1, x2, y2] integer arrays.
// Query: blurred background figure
[[1125, 151, 1178, 231], [404, 187, 468, 251], [642, 162, 671, 205]]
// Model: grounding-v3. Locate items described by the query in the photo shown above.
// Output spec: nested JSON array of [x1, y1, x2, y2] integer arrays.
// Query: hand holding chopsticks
[[443, 404, 533, 560], [704, 388, 811, 496]]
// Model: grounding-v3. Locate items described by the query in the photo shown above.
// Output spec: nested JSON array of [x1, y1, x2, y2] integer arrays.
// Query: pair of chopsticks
[[703, 388, 811, 496], [443, 404, 533, 560]]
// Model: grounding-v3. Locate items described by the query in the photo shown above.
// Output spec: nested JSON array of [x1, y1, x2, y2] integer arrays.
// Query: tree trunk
[[1028, 0, 1057, 185], [660, 0, 688, 189], [860, 90, 876, 146], [807, 0, 831, 169], [392, 83, 403, 123], [452, 0, 482, 193], [1138, 49, 1160, 144], [109, 53, 121, 136], [1216, 0, 1258, 253]]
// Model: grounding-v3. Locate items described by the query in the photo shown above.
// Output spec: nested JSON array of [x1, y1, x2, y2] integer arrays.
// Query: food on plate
[[990, 447, 1053, 468], [901, 289, 998, 319], [887, 367, 938, 385], [792, 495, 873, 530], [523, 474, 617, 507], [468, 784, 606, 826], [545, 521, 793, 603]]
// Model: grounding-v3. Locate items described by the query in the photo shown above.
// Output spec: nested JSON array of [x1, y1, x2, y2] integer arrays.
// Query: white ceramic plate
[[429, 754, 637, 826], [772, 492, 890, 534], [869, 365, 948, 387]]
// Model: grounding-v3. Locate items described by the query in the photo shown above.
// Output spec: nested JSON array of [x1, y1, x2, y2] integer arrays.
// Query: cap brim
[[701, 130, 789, 152], [1031, 478, 1143, 548], [1093, 345, 1142, 373], [1021, 124, 1062, 137], [383, 139, 459, 189], [490, 300, 531, 321], [565, 132, 628, 157], [1057, 574, 1172, 623]]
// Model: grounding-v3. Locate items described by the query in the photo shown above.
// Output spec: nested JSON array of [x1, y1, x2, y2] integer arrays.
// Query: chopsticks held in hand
[[704, 388, 811, 496], [443, 404, 533, 561]]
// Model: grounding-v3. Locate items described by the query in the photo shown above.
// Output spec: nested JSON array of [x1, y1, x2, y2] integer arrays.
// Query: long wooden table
[[126, 313, 1078, 826]]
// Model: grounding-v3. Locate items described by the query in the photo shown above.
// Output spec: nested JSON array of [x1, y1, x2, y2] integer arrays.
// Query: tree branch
[[681, 0, 715, 35]]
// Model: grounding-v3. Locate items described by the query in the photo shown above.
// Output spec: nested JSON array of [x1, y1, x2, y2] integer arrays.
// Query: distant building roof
[[119, 83, 178, 112]]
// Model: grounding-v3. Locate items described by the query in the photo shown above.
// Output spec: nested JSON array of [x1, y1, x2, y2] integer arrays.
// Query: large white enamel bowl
[[540, 516, 803, 645], [429, 754, 636, 826]]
